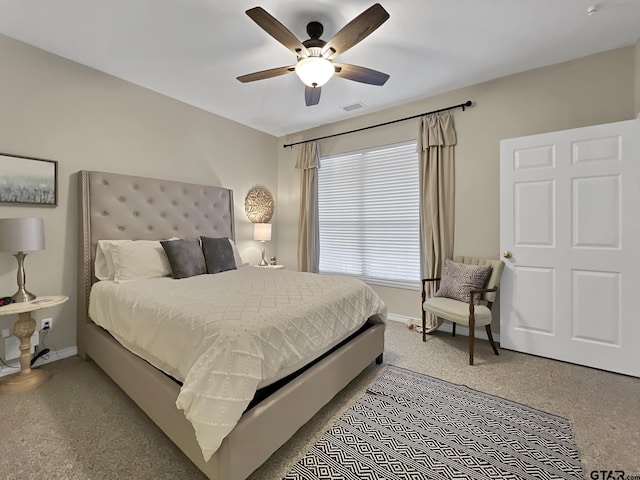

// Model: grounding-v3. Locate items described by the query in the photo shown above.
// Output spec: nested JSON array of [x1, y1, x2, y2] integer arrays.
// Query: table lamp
[[253, 223, 272, 266], [0, 218, 45, 303]]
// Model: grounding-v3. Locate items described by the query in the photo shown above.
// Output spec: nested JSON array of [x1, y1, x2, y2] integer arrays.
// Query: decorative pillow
[[201, 237, 237, 274], [160, 238, 207, 279], [110, 240, 172, 283], [435, 259, 492, 304]]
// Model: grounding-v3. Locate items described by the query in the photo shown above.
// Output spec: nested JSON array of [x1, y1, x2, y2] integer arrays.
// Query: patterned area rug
[[284, 366, 583, 480]]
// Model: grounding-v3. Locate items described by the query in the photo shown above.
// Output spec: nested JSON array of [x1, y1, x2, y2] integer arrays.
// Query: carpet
[[284, 365, 584, 480]]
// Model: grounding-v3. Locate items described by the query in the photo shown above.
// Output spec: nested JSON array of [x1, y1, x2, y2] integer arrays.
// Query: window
[[318, 141, 420, 289]]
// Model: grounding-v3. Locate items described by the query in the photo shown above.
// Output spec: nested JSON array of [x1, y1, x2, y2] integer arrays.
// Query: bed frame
[[76, 170, 385, 480]]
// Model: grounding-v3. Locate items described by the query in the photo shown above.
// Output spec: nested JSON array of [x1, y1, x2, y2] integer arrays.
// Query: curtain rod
[[282, 100, 472, 149]]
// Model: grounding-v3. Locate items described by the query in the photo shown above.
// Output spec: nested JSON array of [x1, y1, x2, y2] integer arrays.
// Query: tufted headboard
[[77, 170, 235, 354]]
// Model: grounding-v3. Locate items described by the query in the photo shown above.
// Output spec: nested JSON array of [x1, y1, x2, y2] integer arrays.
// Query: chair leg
[[468, 309, 475, 366], [452, 323, 456, 337], [421, 310, 426, 342], [485, 325, 499, 356]]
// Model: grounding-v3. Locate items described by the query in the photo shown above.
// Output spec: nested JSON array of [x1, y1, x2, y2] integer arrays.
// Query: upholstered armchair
[[422, 256, 505, 365]]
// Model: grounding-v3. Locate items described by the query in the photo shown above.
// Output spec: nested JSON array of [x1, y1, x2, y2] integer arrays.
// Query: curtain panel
[[418, 111, 457, 334], [295, 142, 320, 273]]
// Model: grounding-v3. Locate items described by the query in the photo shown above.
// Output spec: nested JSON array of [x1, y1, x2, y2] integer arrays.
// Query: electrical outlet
[[41, 318, 53, 331]]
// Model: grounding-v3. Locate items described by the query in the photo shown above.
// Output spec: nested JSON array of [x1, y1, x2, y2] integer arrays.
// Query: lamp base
[[12, 252, 36, 303], [259, 241, 268, 266], [12, 288, 36, 304]]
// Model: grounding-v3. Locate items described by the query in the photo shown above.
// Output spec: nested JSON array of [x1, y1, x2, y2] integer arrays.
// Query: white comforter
[[89, 267, 386, 460]]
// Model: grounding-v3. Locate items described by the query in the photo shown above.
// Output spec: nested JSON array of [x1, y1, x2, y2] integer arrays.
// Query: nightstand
[[0, 295, 68, 394], [252, 264, 285, 270]]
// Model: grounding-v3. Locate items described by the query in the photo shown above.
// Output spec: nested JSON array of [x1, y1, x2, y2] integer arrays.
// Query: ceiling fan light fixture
[[295, 57, 334, 87]]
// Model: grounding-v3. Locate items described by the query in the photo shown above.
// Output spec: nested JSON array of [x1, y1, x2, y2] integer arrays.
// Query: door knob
[[503, 250, 512, 259]]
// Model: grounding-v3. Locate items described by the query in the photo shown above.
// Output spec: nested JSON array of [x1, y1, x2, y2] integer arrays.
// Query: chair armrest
[[421, 278, 441, 303], [470, 287, 497, 294], [469, 287, 497, 305]]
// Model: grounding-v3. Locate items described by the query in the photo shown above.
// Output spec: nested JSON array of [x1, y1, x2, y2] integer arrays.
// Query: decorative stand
[[0, 295, 68, 394]]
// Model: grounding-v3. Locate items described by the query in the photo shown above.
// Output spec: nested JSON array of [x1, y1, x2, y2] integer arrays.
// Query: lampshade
[[295, 57, 335, 88], [253, 223, 272, 242], [0, 218, 45, 252]]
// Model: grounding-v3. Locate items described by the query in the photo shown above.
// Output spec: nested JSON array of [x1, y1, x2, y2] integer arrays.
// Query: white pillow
[[95, 238, 180, 281], [110, 240, 172, 283], [95, 239, 130, 281], [228, 239, 245, 267]]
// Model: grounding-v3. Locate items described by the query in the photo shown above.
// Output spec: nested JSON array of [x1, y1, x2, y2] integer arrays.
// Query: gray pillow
[[160, 238, 206, 279], [435, 259, 492, 304], [201, 237, 237, 274]]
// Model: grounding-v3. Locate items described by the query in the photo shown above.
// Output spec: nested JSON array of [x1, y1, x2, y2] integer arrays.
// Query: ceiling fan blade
[[237, 66, 295, 83], [334, 63, 389, 86], [321, 3, 389, 58], [305, 86, 321, 106], [246, 7, 309, 57]]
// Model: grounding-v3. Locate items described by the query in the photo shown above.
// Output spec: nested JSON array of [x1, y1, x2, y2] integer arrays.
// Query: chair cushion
[[435, 259, 492, 304], [424, 297, 492, 327]]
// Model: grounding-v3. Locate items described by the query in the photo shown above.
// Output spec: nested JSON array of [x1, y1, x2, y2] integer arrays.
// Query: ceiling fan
[[237, 3, 390, 106]]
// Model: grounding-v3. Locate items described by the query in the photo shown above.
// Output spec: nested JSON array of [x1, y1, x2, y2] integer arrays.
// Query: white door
[[500, 119, 640, 377]]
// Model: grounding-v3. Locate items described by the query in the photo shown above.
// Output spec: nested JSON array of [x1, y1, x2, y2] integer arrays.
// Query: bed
[[76, 170, 386, 479]]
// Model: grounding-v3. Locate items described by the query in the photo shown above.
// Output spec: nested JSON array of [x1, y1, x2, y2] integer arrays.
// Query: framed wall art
[[0, 153, 58, 206]]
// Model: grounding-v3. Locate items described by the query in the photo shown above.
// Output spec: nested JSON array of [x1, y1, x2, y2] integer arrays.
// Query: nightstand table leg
[[0, 311, 51, 394]]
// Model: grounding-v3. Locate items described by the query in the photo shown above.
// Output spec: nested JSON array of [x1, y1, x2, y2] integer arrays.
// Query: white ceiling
[[1, 0, 639, 137]]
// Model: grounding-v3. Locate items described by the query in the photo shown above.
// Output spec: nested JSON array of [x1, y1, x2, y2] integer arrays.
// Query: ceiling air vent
[[341, 102, 366, 112]]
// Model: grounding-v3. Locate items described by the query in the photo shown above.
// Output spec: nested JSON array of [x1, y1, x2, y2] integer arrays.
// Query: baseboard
[[386, 313, 414, 323], [0, 345, 78, 378], [387, 313, 501, 343]]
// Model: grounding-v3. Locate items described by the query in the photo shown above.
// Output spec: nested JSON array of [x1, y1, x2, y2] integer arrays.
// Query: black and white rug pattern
[[284, 366, 583, 479]]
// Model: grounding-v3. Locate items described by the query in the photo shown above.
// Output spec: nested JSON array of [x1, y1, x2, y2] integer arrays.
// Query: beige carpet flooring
[[1, 320, 638, 479]]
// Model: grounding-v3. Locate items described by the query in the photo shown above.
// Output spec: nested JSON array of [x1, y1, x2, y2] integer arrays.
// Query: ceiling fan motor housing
[[306, 21, 324, 38]]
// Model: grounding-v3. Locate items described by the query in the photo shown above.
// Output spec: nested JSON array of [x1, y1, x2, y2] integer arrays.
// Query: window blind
[[318, 141, 420, 289]]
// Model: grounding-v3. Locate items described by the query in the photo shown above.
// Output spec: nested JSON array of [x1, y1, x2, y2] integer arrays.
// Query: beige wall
[[277, 46, 636, 328], [0, 35, 277, 354]]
